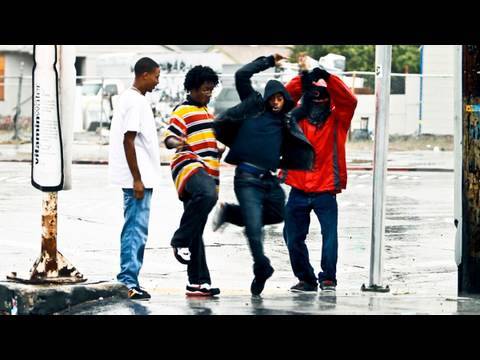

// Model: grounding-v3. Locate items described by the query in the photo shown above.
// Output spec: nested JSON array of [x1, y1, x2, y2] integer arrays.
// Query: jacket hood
[[263, 80, 295, 113]]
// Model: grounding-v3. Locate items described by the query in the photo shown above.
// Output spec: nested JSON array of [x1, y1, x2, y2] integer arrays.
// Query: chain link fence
[[0, 71, 455, 147], [0, 75, 32, 142], [343, 71, 454, 139]]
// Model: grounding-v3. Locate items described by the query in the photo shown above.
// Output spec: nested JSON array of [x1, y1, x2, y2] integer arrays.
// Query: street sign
[[31, 45, 64, 191]]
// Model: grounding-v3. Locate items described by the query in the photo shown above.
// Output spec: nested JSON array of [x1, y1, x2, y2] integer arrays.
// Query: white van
[[80, 79, 126, 131]]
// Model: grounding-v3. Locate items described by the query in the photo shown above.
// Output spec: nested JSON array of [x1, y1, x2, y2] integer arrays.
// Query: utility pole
[[361, 45, 392, 293], [458, 45, 480, 294], [418, 45, 424, 136], [8, 45, 84, 285], [11, 61, 24, 141]]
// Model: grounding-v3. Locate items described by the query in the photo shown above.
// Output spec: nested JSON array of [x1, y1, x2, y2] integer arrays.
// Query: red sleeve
[[327, 74, 358, 131], [285, 75, 303, 104]]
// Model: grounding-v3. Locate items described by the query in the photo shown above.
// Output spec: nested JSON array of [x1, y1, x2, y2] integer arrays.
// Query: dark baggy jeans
[[283, 187, 338, 285], [171, 169, 218, 285], [223, 167, 285, 279]]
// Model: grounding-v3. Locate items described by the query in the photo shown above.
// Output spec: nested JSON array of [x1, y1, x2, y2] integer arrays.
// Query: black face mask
[[307, 102, 331, 126], [303, 86, 331, 126]]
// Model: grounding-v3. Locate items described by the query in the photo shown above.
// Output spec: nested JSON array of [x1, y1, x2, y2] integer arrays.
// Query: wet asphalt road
[[0, 162, 468, 314]]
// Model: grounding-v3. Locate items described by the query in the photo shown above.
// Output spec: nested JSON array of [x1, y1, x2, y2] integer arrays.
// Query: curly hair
[[184, 65, 219, 91]]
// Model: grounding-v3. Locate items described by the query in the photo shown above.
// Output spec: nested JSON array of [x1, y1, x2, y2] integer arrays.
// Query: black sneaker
[[137, 286, 151, 297], [290, 281, 318, 293], [128, 287, 151, 301], [319, 280, 337, 291], [250, 267, 274, 296], [212, 203, 227, 232], [186, 284, 220, 297], [173, 247, 191, 265]]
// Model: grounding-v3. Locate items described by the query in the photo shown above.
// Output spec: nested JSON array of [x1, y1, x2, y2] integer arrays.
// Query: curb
[[0, 159, 171, 166], [0, 280, 128, 315]]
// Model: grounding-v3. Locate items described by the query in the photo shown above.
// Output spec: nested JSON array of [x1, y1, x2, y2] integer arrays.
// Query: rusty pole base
[[7, 250, 87, 285]]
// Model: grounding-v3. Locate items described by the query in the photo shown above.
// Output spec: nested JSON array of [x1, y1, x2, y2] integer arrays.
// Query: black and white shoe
[[186, 283, 220, 297], [319, 280, 337, 292], [290, 281, 318, 293], [173, 247, 191, 265], [128, 287, 151, 301]]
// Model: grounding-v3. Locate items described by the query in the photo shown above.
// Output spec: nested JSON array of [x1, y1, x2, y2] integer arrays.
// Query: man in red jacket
[[282, 67, 357, 292]]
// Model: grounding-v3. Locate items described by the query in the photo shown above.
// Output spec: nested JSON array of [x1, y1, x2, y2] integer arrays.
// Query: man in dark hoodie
[[212, 54, 314, 296]]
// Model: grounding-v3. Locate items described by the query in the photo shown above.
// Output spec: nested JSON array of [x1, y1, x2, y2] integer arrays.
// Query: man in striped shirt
[[164, 65, 222, 297]]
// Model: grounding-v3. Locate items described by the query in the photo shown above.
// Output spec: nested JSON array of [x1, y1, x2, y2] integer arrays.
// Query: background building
[[0, 45, 457, 136]]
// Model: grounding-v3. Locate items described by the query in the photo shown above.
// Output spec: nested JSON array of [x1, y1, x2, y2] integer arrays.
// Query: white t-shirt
[[108, 88, 161, 189]]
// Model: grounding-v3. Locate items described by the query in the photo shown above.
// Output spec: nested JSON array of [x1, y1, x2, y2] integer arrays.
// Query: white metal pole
[[58, 45, 76, 191], [362, 45, 392, 292], [453, 45, 463, 268]]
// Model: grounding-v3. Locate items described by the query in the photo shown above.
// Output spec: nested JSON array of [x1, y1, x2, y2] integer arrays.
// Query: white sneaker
[[173, 247, 191, 265], [186, 283, 220, 296]]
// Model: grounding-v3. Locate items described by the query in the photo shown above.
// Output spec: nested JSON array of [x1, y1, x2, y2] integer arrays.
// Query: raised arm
[[285, 75, 303, 104], [235, 54, 285, 101], [326, 74, 357, 124], [285, 70, 315, 104]]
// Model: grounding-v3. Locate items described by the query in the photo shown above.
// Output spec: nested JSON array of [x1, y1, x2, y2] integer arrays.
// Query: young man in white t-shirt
[[108, 57, 160, 301]]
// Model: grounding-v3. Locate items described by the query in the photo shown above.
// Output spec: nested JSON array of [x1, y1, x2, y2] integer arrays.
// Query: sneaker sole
[[129, 297, 150, 301], [290, 289, 318, 293], [185, 292, 218, 297], [321, 287, 336, 292]]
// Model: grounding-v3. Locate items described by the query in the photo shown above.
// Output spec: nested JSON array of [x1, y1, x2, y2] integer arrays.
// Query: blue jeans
[[283, 188, 338, 285], [117, 188, 153, 289], [225, 167, 285, 279]]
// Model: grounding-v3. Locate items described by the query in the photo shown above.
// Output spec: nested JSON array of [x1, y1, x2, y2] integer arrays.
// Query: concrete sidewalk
[[0, 133, 454, 171]]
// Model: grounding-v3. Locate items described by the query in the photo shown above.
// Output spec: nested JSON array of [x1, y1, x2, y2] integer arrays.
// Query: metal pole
[[348, 71, 356, 142], [418, 45, 424, 135], [99, 77, 104, 135], [58, 45, 76, 191], [361, 45, 392, 293], [7, 45, 85, 285], [30, 192, 59, 279], [11, 62, 24, 141]]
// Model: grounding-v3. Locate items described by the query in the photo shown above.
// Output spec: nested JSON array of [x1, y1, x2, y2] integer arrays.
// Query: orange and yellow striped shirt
[[164, 102, 220, 198]]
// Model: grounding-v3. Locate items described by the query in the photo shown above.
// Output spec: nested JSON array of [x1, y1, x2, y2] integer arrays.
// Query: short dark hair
[[184, 65, 219, 91], [134, 57, 159, 76]]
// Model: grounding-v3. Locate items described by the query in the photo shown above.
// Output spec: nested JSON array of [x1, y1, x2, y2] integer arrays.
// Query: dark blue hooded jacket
[[225, 78, 295, 170], [213, 55, 314, 171]]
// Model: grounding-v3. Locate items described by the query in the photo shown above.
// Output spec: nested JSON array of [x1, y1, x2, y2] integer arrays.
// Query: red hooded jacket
[[282, 73, 357, 194]]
